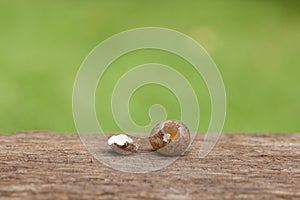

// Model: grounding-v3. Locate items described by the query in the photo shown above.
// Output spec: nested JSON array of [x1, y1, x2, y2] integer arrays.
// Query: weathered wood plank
[[0, 132, 299, 199]]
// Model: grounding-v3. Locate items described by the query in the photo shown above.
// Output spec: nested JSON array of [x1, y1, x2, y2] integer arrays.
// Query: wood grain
[[0, 131, 299, 199]]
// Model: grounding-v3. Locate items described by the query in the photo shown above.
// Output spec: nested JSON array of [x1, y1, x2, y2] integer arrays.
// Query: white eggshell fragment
[[108, 134, 139, 155]]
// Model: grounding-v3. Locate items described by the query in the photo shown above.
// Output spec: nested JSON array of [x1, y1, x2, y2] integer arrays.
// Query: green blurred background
[[0, 0, 299, 134]]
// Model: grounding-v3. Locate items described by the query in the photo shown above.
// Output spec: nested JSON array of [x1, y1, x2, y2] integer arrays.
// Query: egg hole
[[162, 121, 180, 141]]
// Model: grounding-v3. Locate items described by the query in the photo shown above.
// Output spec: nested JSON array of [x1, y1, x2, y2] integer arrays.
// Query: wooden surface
[[0, 131, 299, 200]]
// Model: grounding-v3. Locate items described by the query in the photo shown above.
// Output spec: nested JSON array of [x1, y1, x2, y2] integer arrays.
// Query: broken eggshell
[[108, 134, 139, 155], [149, 120, 191, 156]]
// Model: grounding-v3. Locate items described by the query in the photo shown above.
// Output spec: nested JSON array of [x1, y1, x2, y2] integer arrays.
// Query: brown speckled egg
[[149, 120, 191, 156]]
